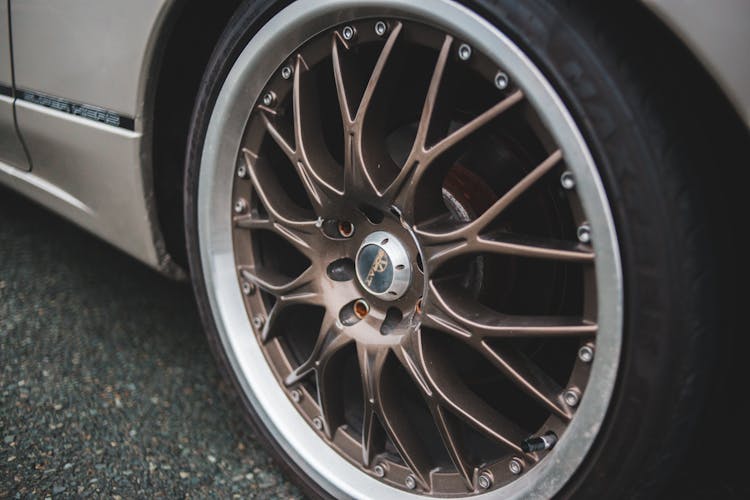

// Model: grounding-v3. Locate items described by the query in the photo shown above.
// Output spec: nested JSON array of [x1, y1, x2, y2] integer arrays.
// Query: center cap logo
[[355, 231, 412, 301]]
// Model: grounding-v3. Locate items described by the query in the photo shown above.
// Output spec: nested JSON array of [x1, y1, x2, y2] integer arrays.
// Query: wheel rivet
[[233, 198, 248, 214], [312, 416, 323, 430], [241, 281, 255, 296], [342, 25, 356, 41], [508, 457, 523, 475], [560, 171, 576, 190], [237, 164, 248, 179], [374, 20, 387, 36], [405, 475, 417, 490], [577, 223, 591, 243], [494, 71, 509, 90], [252, 315, 264, 329], [337, 220, 354, 238], [578, 344, 594, 363], [281, 66, 293, 80], [373, 464, 386, 478], [478, 471, 493, 489], [353, 299, 370, 320], [262, 91, 276, 107], [563, 388, 580, 407], [458, 43, 472, 61], [290, 389, 302, 403]]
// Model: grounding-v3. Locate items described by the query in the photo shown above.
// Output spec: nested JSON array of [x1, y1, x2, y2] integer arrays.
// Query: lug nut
[[521, 431, 558, 453], [374, 20, 387, 36], [477, 471, 493, 489], [241, 281, 255, 296], [577, 223, 591, 243], [261, 91, 276, 107], [578, 344, 594, 363], [233, 198, 248, 214], [252, 315, 265, 330], [405, 475, 417, 490], [560, 170, 576, 190], [290, 389, 302, 403], [508, 457, 523, 475], [281, 66, 293, 80], [415, 297, 423, 314], [337, 220, 354, 238], [353, 299, 370, 320], [563, 388, 580, 407], [237, 164, 248, 179], [457, 43, 472, 61], [373, 464, 386, 478], [494, 71, 509, 90], [342, 25, 356, 41], [312, 416, 323, 430]]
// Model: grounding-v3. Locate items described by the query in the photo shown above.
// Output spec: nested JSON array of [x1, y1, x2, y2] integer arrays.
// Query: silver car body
[[1, 0, 748, 277]]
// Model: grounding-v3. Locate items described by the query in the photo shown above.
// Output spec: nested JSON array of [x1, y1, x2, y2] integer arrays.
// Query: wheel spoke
[[431, 405, 473, 489], [315, 332, 354, 439], [284, 311, 339, 386]]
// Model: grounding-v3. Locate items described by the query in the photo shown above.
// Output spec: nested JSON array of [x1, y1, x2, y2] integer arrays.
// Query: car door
[[0, 1, 30, 171]]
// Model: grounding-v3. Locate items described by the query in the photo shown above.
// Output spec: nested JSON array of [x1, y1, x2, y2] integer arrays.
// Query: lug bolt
[[233, 198, 248, 214], [405, 475, 417, 490], [478, 471, 493, 489], [563, 388, 581, 407], [373, 464, 386, 478], [458, 43, 472, 61], [577, 223, 591, 243], [261, 91, 276, 107], [508, 457, 523, 475], [560, 170, 576, 190], [241, 281, 255, 296], [290, 389, 302, 403], [312, 416, 323, 430], [237, 164, 249, 179], [252, 315, 265, 330], [494, 71, 509, 90], [281, 66, 293, 80], [578, 344, 594, 363], [342, 25, 356, 41], [353, 299, 370, 320], [337, 220, 354, 238], [374, 20, 387, 36]]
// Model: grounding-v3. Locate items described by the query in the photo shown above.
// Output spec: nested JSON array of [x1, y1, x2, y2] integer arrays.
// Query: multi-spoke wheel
[[186, 0, 717, 498]]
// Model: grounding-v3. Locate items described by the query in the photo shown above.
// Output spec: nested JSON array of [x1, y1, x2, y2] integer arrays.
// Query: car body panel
[[0, 0, 747, 278]]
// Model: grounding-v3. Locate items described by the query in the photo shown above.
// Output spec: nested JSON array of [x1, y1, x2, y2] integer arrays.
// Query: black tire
[[184, 0, 718, 498]]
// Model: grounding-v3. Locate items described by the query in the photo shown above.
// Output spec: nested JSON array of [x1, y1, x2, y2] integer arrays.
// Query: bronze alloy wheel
[[186, 0, 720, 497]]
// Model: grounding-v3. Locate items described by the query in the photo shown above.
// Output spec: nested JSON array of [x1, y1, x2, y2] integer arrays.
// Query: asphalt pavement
[[0, 186, 301, 498]]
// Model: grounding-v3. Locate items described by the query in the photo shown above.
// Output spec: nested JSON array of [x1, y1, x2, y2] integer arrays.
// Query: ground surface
[[0, 187, 301, 498], [1, 186, 745, 499]]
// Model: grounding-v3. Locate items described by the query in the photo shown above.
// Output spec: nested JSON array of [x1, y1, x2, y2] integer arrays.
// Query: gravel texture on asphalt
[[0, 187, 302, 499]]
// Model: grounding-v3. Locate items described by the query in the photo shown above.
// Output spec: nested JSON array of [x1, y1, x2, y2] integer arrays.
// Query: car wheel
[[184, 0, 716, 497]]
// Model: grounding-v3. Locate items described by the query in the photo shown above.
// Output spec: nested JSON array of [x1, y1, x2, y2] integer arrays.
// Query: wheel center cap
[[355, 231, 411, 301]]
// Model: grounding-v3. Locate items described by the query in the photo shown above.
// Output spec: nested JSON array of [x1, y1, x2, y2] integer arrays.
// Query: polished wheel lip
[[197, 0, 623, 498]]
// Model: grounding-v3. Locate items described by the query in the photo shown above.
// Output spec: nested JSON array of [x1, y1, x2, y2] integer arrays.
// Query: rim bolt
[[342, 25, 356, 41], [262, 91, 276, 107], [578, 344, 594, 363], [237, 164, 248, 179], [373, 464, 386, 478], [405, 475, 417, 490], [563, 388, 581, 407], [374, 20, 387, 36], [353, 299, 370, 320], [281, 66, 293, 80], [560, 170, 576, 190], [233, 198, 248, 214], [508, 457, 523, 475], [252, 315, 264, 330], [478, 471, 493, 489], [312, 416, 323, 430], [290, 389, 302, 403], [577, 223, 591, 243], [494, 71, 509, 90], [457, 43, 472, 61], [337, 220, 354, 238], [241, 281, 255, 296]]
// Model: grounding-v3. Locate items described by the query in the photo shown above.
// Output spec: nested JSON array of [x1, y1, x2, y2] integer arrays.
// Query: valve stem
[[521, 431, 558, 453]]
